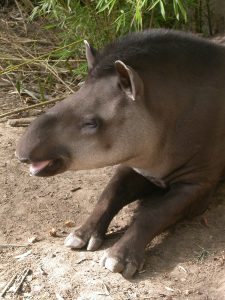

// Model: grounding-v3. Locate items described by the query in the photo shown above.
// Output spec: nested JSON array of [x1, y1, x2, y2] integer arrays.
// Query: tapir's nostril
[[19, 157, 30, 164]]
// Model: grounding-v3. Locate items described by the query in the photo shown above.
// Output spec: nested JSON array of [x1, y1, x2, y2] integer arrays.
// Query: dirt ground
[[1, 8, 225, 300], [2, 100, 225, 300]]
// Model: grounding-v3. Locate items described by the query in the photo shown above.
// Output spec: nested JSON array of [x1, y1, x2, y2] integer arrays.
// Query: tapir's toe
[[122, 262, 138, 278], [100, 256, 124, 273], [64, 233, 86, 248], [87, 235, 104, 251], [100, 248, 144, 279], [64, 231, 104, 251]]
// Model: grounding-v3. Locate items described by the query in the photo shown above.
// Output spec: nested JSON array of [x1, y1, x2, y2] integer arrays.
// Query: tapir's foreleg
[[65, 166, 162, 250], [101, 182, 214, 278]]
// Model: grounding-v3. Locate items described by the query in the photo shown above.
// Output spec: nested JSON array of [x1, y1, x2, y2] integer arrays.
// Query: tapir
[[16, 29, 225, 278]]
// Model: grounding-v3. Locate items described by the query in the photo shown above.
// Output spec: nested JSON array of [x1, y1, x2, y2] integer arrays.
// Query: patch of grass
[[195, 246, 211, 263]]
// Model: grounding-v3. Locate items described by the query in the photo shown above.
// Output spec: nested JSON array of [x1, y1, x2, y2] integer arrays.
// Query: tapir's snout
[[16, 112, 72, 177]]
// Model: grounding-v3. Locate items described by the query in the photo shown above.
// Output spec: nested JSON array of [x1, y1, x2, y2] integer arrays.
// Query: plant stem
[[0, 39, 83, 76], [0, 96, 66, 119]]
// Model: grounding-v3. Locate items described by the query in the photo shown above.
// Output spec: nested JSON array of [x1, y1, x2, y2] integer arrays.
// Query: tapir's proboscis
[[16, 30, 225, 278]]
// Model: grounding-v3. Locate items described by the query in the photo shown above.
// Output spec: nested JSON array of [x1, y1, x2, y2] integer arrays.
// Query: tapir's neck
[[133, 167, 167, 188], [122, 108, 164, 175], [121, 96, 178, 179]]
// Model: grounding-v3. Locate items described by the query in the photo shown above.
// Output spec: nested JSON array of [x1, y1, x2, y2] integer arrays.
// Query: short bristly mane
[[89, 29, 223, 79]]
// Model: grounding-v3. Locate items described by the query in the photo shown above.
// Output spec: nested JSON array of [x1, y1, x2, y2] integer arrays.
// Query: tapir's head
[[16, 41, 148, 177]]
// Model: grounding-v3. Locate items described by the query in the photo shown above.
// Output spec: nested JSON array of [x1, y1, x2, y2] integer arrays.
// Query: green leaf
[[159, 0, 166, 20], [176, 0, 187, 22], [173, 0, 180, 20], [148, 0, 160, 11], [16, 80, 21, 94], [114, 9, 126, 32], [29, 6, 40, 21], [134, 2, 143, 29]]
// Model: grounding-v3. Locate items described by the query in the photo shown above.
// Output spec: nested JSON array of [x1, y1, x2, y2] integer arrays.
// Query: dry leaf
[[64, 221, 75, 228], [28, 236, 38, 244], [165, 286, 175, 292], [49, 228, 58, 237], [200, 216, 209, 227], [15, 250, 32, 261], [55, 293, 65, 300]]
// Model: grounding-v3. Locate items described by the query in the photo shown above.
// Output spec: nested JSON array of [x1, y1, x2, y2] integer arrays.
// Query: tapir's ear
[[84, 40, 97, 71], [114, 60, 143, 101]]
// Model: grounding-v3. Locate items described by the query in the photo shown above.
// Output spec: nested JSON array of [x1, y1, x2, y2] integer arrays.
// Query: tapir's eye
[[81, 117, 99, 133], [83, 119, 98, 128]]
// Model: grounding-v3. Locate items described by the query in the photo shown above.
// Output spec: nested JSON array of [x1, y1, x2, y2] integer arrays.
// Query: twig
[[0, 96, 65, 119], [106, 226, 128, 239], [20, 47, 75, 93], [0, 65, 22, 102], [0, 39, 83, 76], [0, 57, 84, 62], [7, 117, 35, 127], [0, 244, 29, 248], [14, 268, 31, 294], [34, 61, 74, 93], [0, 274, 17, 298], [20, 0, 34, 10], [206, 0, 213, 36], [75, 258, 92, 264], [15, 0, 27, 36], [0, 36, 51, 45]]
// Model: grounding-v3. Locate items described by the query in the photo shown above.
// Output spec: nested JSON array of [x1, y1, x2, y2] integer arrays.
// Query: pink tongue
[[30, 160, 51, 175]]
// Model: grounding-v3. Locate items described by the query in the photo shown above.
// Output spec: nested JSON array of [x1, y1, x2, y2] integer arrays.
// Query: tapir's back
[[91, 29, 225, 84], [92, 30, 225, 137]]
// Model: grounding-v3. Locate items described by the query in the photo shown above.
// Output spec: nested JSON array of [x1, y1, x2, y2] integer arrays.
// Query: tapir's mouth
[[30, 160, 52, 175], [29, 158, 68, 177]]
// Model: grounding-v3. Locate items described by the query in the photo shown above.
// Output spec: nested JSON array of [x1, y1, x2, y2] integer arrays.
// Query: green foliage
[[31, 0, 194, 46], [29, 0, 201, 78], [30, 1, 112, 48]]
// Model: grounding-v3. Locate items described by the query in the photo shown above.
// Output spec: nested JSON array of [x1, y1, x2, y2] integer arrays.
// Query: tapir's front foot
[[64, 214, 146, 278], [100, 182, 214, 278], [64, 223, 105, 251], [100, 237, 145, 279], [65, 166, 155, 251], [65, 166, 214, 279]]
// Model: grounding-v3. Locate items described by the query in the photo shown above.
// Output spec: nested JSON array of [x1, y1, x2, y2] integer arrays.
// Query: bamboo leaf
[[159, 0, 166, 20], [176, 0, 187, 22], [148, 0, 160, 11]]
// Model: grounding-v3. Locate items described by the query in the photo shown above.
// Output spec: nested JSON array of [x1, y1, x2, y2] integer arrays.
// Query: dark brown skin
[[16, 30, 225, 278]]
